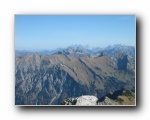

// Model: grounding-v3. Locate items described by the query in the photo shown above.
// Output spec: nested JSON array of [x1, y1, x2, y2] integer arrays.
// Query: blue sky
[[15, 15, 135, 50]]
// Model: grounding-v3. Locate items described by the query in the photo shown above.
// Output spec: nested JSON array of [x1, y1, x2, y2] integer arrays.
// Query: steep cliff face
[[15, 49, 135, 105]]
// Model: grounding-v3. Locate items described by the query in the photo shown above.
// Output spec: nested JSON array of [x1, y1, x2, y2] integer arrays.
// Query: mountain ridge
[[16, 44, 135, 58], [15, 44, 135, 105]]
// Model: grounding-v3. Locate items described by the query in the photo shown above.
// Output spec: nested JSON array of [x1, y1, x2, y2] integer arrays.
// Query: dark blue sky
[[15, 15, 135, 50]]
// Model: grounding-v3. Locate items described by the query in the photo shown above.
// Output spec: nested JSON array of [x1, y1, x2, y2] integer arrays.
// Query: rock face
[[97, 89, 135, 105], [61, 89, 135, 105], [15, 45, 135, 105], [61, 98, 77, 105], [61, 95, 98, 105], [98, 97, 115, 105], [76, 95, 98, 105]]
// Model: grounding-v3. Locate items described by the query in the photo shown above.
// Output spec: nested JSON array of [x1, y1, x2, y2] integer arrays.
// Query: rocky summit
[[61, 89, 135, 105], [15, 45, 135, 105], [76, 95, 98, 105], [61, 95, 98, 105]]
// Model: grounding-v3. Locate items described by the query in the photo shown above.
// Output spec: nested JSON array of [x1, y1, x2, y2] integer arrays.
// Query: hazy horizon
[[15, 43, 135, 51], [15, 15, 135, 50]]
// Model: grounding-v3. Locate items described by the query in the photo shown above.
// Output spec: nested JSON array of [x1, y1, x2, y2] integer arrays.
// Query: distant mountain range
[[15, 44, 135, 105], [16, 44, 135, 58]]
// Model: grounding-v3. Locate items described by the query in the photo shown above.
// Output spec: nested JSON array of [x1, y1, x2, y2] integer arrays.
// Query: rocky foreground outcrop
[[61, 89, 135, 105], [61, 95, 98, 105]]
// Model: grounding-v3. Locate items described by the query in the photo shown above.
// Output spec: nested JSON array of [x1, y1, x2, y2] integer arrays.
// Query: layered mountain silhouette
[[15, 44, 135, 105]]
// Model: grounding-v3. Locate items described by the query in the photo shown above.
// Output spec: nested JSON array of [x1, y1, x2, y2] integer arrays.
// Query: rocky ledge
[[61, 95, 98, 105], [61, 89, 135, 105]]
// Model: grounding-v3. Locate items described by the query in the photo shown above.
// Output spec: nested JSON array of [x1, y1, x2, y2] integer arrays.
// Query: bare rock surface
[[76, 95, 98, 105]]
